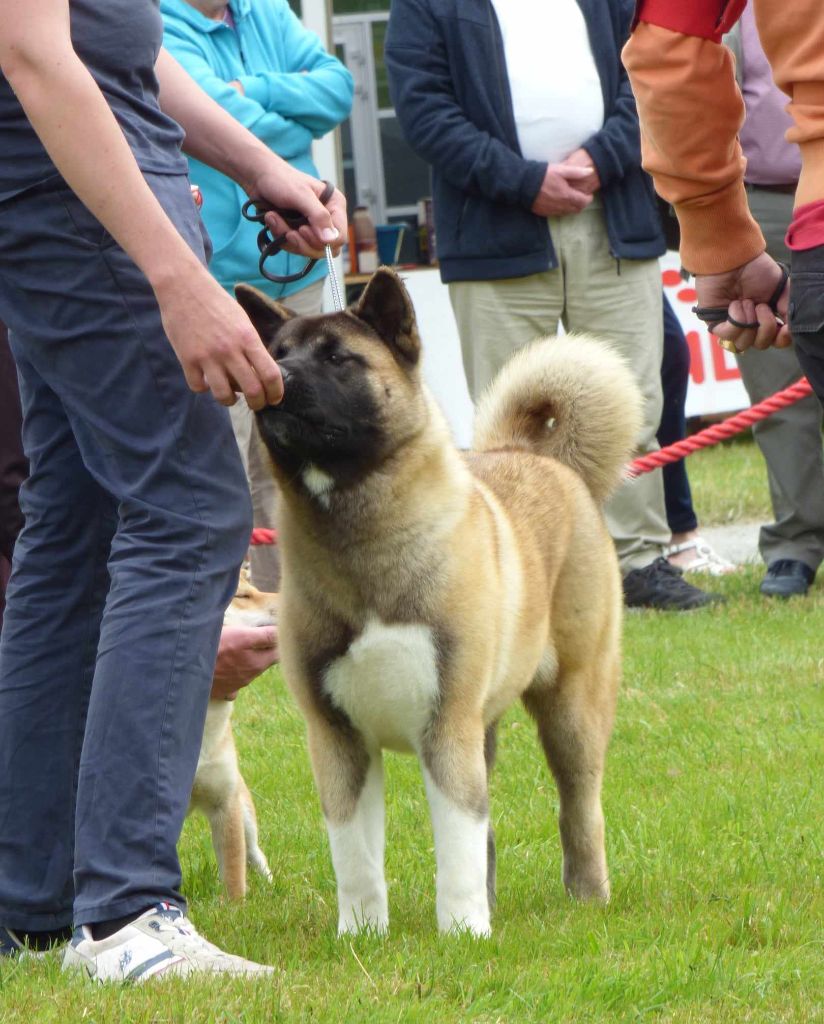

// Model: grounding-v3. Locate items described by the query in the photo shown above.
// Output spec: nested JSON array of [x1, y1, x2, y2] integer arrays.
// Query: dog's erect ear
[[352, 267, 421, 366], [235, 283, 294, 344]]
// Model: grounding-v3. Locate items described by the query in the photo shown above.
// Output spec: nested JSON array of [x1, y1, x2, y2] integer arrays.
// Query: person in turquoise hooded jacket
[[161, 0, 353, 590], [161, 0, 352, 303]]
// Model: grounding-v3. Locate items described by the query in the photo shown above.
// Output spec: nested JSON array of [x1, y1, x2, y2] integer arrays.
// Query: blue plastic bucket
[[376, 224, 405, 266]]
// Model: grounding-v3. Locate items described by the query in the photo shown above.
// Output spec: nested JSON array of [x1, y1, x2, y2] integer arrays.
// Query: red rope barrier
[[250, 527, 277, 546], [244, 378, 815, 526], [628, 376, 814, 478]]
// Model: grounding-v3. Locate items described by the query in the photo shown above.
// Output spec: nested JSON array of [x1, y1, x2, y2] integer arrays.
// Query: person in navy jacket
[[385, 0, 717, 610]]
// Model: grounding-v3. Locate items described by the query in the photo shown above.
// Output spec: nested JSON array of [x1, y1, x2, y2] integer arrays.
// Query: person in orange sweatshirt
[[623, 0, 824, 406]]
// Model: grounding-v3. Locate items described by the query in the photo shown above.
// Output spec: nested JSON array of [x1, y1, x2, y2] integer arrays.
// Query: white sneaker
[[61, 903, 273, 982]]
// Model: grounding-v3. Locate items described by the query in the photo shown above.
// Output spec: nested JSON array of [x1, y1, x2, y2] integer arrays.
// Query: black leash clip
[[692, 261, 789, 332], [241, 179, 335, 285]]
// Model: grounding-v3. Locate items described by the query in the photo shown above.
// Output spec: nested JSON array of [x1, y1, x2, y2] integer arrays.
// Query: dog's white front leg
[[327, 753, 388, 935], [423, 767, 491, 936]]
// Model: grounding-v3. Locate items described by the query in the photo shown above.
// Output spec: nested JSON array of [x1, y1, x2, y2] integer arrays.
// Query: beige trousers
[[449, 201, 669, 572], [229, 279, 324, 591]]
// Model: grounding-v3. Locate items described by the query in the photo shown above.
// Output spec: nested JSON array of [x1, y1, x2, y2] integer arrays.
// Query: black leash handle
[[692, 261, 789, 331], [241, 180, 336, 285]]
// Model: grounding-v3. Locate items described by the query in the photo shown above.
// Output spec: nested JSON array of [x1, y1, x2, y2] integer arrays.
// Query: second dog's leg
[[240, 778, 273, 882], [210, 792, 247, 900]]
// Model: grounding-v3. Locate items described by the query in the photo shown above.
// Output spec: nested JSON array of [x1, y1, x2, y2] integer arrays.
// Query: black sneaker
[[760, 559, 815, 598], [623, 557, 723, 610]]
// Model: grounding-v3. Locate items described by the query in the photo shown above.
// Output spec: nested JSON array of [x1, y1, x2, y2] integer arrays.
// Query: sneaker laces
[[143, 907, 235, 964]]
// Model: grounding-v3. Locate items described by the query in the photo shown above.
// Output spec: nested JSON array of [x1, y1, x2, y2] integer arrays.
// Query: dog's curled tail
[[473, 334, 643, 504]]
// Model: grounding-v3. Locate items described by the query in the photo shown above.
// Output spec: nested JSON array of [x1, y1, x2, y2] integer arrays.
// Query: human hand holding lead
[[694, 252, 791, 353]]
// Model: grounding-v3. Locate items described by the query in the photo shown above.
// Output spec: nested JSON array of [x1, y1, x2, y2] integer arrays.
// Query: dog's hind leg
[[484, 724, 498, 912], [522, 665, 616, 902], [209, 791, 248, 900], [240, 778, 273, 883], [307, 717, 388, 935], [422, 717, 491, 936]]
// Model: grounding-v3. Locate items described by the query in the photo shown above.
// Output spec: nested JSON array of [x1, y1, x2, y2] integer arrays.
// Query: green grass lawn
[[2, 441, 822, 1023], [684, 434, 773, 527]]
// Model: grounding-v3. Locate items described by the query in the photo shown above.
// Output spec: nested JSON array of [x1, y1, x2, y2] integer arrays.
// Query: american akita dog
[[234, 268, 641, 936], [188, 573, 277, 899]]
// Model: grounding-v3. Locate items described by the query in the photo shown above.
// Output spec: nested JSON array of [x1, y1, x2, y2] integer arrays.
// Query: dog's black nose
[[277, 364, 293, 394]]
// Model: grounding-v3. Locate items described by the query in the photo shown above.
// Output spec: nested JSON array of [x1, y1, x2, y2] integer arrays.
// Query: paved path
[[700, 521, 761, 565]]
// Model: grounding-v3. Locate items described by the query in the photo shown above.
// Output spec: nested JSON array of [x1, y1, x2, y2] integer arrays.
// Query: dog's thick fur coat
[[236, 268, 641, 935]]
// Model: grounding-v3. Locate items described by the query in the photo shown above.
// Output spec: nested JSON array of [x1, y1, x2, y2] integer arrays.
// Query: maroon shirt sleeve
[[633, 0, 746, 42]]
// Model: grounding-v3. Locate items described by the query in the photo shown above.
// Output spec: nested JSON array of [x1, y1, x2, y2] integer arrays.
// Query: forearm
[[623, 22, 764, 273], [1, 44, 201, 290], [755, 0, 824, 208], [156, 48, 284, 196], [239, 68, 353, 135]]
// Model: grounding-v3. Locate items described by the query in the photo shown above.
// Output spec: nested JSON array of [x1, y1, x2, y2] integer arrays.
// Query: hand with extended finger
[[531, 163, 594, 217], [694, 252, 791, 353]]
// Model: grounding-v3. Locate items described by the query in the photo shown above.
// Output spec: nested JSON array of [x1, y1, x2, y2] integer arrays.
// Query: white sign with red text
[[660, 251, 749, 419], [400, 256, 748, 449]]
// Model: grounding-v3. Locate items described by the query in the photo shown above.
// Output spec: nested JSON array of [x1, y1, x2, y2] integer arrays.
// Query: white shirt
[[490, 0, 605, 164]]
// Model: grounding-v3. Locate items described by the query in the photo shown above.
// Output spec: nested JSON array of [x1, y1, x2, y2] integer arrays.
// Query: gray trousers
[[736, 187, 824, 571], [0, 176, 251, 930], [449, 200, 669, 573]]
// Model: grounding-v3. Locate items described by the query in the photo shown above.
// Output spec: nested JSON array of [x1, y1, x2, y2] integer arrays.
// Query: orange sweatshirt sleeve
[[622, 22, 765, 274]]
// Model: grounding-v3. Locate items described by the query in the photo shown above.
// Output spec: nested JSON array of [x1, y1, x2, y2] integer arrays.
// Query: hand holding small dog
[[211, 624, 279, 701]]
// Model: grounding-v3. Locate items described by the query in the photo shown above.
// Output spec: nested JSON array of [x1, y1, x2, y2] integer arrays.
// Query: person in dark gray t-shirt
[[0, 0, 346, 980]]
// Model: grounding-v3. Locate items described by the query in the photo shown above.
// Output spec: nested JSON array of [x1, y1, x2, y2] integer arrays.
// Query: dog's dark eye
[[322, 345, 348, 366]]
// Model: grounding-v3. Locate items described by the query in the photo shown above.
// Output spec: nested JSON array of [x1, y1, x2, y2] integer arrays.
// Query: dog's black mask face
[[235, 268, 424, 488]]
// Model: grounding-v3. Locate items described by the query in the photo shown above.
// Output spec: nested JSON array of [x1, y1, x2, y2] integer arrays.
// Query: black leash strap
[[241, 180, 336, 285], [692, 261, 789, 332]]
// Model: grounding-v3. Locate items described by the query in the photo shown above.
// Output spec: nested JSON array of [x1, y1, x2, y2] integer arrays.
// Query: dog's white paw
[[438, 907, 491, 938], [337, 903, 389, 937]]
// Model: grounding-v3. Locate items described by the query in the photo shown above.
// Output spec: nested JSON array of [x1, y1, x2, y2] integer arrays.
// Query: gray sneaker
[[62, 903, 273, 982]]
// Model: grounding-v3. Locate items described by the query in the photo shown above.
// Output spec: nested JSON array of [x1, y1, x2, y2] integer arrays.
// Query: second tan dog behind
[[188, 573, 278, 899], [236, 268, 642, 936]]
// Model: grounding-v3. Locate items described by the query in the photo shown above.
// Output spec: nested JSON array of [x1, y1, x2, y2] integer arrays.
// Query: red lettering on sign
[[710, 337, 742, 381]]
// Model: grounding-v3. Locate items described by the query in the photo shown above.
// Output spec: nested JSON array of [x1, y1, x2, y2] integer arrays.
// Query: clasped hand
[[531, 148, 601, 218]]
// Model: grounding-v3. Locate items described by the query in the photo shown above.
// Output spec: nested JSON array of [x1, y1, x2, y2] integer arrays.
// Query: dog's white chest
[[323, 620, 440, 752]]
